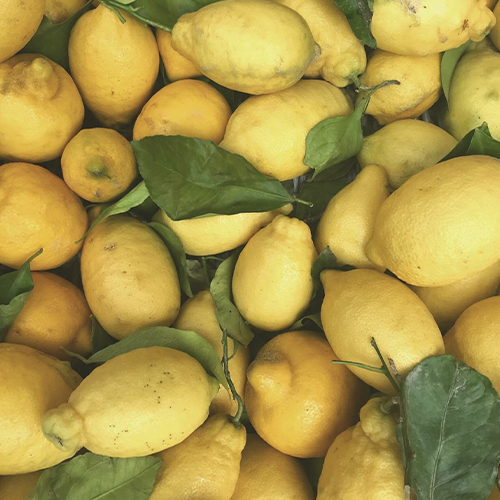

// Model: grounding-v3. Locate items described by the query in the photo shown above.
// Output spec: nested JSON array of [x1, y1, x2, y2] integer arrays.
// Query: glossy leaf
[[441, 41, 471, 103], [441, 122, 500, 161], [333, 0, 376, 49]]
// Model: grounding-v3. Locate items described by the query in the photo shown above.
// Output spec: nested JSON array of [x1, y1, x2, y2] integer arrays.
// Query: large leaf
[[0, 249, 42, 340], [28, 453, 161, 500], [333, 0, 376, 49], [441, 122, 500, 161], [210, 253, 254, 347], [399, 355, 500, 500], [132, 136, 296, 220], [441, 41, 471, 103], [22, 1, 93, 70]]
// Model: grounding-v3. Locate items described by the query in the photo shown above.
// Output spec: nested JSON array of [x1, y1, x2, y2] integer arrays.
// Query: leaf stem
[[331, 359, 388, 374], [292, 196, 313, 207], [370, 337, 400, 393], [222, 328, 244, 425]]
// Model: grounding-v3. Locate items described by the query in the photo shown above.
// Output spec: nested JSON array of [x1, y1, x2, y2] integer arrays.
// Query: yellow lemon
[[357, 50, 441, 125], [155, 29, 202, 81], [42, 346, 218, 457], [0, 0, 45, 64], [45, 0, 87, 23], [0, 471, 42, 500], [490, 2, 500, 49], [371, 0, 495, 56], [171, 0, 319, 95], [444, 295, 500, 394], [81, 215, 181, 340], [5, 272, 92, 360], [0, 162, 88, 271], [0, 343, 81, 474], [357, 119, 458, 190], [411, 261, 500, 333], [68, 4, 159, 127], [317, 397, 405, 500], [220, 79, 353, 181], [314, 165, 389, 270], [151, 415, 246, 500], [152, 204, 292, 257], [230, 434, 314, 500], [232, 215, 317, 332], [0, 54, 84, 162], [273, 0, 366, 87], [173, 290, 250, 416], [61, 127, 138, 203], [246, 330, 370, 458], [321, 269, 444, 394], [133, 79, 231, 144], [366, 155, 500, 287]]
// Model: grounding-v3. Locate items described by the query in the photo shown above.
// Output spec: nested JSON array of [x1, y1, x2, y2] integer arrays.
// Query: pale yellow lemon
[[490, 2, 500, 49], [45, 0, 87, 23], [0, 471, 42, 500]]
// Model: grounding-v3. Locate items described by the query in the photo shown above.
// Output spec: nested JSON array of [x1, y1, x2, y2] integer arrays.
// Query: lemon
[[317, 397, 405, 500], [357, 120, 458, 190], [68, 4, 159, 127], [357, 50, 441, 125], [151, 415, 246, 500], [490, 2, 500, 49], [0, 343, 81, 474], [152, 204, 292, 257], [173, 290, 250, 416], [42, 346, 218, 457], [5, 272, 92, 360], [45, 0, 86, 23], [314, 165, 389, 270], [0, 0, 44, 64], [371, 0, 495, 56], [0, 54, 84, 162], [366, 155, 500, 287], [232, 215, 317, 332], [0, 162, 88, 271], [133, 79, 231, 144], [488, 0, 498, 8], [61, 127, 138, 203], [230, 434, 314, 500], [0, 471, 42, 500], [444, 295, 500, 394], [81, 215, 181, 340], [171, 0, 319, 95], [321, 269, 444, 394], [411, 261, 500, 333], [273, 0, 366, 87], [155, 29, 202, 82], [246, 330, 369, 458], [220, 79, 353, 181]]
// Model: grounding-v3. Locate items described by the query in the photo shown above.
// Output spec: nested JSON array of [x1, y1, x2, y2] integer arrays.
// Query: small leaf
[[132, 136, 295, 220], [333, 0, 377, 49], [441, 41, 471, 103], [28, 453, 161, 500], [85, 326, 229, 389], [289, 313, 323, 332], [210, 253, 254, 347], [148, 222, 193, 297], [91, 316, 116, 354], [22, 0, 93, 70], [186, 259, 212, 294], [311, 247, 341, 298], [400, 355, 500, 500], [441, 122, 500, 161], [0, 249, 42, 340]]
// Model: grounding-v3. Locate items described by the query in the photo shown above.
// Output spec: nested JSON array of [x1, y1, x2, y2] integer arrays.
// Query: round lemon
[[45, 0, 86, 23]]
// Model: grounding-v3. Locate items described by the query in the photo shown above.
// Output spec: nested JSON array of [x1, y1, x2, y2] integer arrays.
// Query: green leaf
[[79, 181, 150, 242], [441, 41, 471, 103], [210, 253, 254, 347], [333, 0, 377, 49], [289, 313, 323, 332], [311, 247, 342, 299], [399, 355, 500, 500], [148, 222, 193, 297], [131, 136, 296, 220], [186, 259, 212, 294], [100, 0, 220, 31], [84, 326, 228, 389], [28, 453, 161, 500], [21, 1, 93, 71], [441, 122, 500, 161], [91, 316, 116, 354], [0, 249, 42, 340]]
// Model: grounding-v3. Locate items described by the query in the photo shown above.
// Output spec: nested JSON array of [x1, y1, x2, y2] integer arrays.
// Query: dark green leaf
[[210, 253, 254, 347], [333, 0, 376, 48], [100, 0, 220, 31], [400, 355, 500, 500], [91, 316, 116, 354], [132, 136, 295, 220], [21, 1, 93, 70], [148, 222, 193, 297], [186, 259, 212, 294], [0, 249, 42, 340], [441, 122, 500, 161], [441, 41, 471, 103], [289, 313, 323, 332], [28, 453, 161, 500], [311, 247, 340, 299], [85, 326, 228, 389]]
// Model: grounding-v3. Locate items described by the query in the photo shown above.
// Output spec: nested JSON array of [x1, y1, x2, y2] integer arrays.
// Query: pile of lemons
[[0, 0, 500, 499]]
